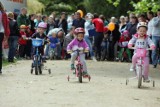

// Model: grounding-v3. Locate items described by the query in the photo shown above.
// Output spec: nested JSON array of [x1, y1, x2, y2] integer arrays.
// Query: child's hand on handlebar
[[84, 49, 89, 53], [67, 50, 72, 54]]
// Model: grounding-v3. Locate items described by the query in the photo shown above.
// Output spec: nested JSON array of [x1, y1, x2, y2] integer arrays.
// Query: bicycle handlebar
[[68, 49, 89, 54], [129, 47, 152, 51]]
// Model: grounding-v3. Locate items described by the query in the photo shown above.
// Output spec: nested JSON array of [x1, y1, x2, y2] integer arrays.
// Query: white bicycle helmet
[[137, 22, 148, 29]]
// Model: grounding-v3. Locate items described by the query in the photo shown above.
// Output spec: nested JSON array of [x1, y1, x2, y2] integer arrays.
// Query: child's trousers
[[132, 54, 149, 78], [71, 52, 87, 72]]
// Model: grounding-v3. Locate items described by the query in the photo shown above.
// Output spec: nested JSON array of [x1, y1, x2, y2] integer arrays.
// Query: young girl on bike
[[128, 22, 155, 82], [67, 27, 89, 76], [32, 22, 48, 61]]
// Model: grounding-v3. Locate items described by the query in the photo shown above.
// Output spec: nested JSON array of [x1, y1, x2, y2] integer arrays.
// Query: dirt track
[[0, 60, 160, 107]]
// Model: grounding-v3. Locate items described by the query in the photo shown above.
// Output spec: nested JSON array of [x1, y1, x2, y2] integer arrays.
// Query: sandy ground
[[0, 60, 160, 107]]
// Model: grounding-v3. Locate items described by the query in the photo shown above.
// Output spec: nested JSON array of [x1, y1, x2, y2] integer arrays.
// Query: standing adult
[[147, 11, 154, 37], [119, 16, 126, 32], [92, 13, 104, 60], [8, 12, 19, 62], [126, 16, 138, 38], [84, 13, 96, 61], [108, 17, 120, 61], [56, 12, 68, 35], [29, 14, 36, 33], [17, 7, 30, 28], [125, 15, 138, 57], [34, 14, 42, 28], [72, 12, 85, 29], [147, 11, 154, 64], [0, 2, 10, 74], [151, 9, 160, 68]]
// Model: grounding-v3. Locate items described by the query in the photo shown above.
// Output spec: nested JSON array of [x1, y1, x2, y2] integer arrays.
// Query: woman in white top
[[84, 13, 97, 61]]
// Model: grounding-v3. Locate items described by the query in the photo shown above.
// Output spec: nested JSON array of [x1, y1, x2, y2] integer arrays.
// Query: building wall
[[1, 0, 27, 14]]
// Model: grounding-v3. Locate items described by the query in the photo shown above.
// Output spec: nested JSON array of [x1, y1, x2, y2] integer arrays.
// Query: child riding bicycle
[[67, 27, 89, 76], [128, 22, 155, 82], [32, 22, 48, 62]]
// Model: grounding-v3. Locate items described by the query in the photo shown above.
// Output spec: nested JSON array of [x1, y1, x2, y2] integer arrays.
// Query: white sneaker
[[143, 77, 150, 83], [92, 57, 97, 62], [130, 65, 135, 72]]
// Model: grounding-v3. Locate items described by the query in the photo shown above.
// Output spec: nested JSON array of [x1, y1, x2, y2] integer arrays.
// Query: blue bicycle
[[31, 38, 51, 75]]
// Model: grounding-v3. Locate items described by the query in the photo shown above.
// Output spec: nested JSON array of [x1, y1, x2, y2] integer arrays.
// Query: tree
[[131, 0, 160, 14], [38, 0, 84, 15], [37, 0, 159, 18]]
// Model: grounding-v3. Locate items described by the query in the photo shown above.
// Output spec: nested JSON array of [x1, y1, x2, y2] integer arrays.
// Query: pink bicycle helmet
[[74, 27, 85, 35], [38, 22, 47, 29], [122, 30, 129, 35]]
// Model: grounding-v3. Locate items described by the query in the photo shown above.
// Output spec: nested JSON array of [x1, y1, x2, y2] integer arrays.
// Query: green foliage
[[37, 0, 160, 18], [38, 0, 84, 15], [27, 0, 44, 14], [131, 0, 160, 14]]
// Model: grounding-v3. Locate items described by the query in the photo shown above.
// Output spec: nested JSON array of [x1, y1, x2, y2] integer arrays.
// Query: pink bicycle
[[67, 49, 91, 83], [126, 48, 155, 88]]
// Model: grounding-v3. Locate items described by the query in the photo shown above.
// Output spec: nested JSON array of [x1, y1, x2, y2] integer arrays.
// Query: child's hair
[[42, 15, 47, 21], [20, 25, 27, 29]]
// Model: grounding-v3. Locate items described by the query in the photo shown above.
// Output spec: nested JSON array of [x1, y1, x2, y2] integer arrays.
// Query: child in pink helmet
[[67, 27, 89, 76], [32, 22, 48, 61]]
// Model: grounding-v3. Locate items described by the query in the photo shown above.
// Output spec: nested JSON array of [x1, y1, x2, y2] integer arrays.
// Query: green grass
[[2, 59, 17, 66]]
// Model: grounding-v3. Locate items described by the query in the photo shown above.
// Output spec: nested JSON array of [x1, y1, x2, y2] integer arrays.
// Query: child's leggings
[[119, 48, 131, 60], [132, 54, 149, 78], [71, 52, 87, 72]]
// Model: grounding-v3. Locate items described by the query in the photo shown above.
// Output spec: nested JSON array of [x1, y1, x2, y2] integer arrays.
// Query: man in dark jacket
[[8, 12, 20, 62], [125, 16, 138, 38], [56, 12, 68, 35], [72, 12, 85, 29]]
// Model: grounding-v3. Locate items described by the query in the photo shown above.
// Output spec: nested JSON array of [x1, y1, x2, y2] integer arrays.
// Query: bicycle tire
[[137, 66, 142, 88], [77, 64, 82, 83], [39, 56, 42, 74], [39, 66, 42, 74], [35, 56, 38, 75]]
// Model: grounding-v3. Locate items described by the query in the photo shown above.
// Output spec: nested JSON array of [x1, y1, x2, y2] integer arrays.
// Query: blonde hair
[[7, 12, 14, 19]]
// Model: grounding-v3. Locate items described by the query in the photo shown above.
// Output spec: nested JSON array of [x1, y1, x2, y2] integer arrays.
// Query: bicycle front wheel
[[77, 65, 82, 83], [137, 66, 142, 88], [35, 56, 39, 75]]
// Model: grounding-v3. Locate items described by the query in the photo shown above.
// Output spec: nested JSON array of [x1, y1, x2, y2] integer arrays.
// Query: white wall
[[1, 0, 27, 14]]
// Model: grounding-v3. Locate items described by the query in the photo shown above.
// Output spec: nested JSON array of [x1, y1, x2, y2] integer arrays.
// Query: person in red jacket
[[92, 13, 104, 61], [18, 25, 27, 58], [0, 2, 10, 74], [118, 30, 131, 61]]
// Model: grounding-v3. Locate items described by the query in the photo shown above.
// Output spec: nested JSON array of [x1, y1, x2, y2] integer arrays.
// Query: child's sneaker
[[143, 77, 150, 83], [130, 65, 135, 72], [71, 64, 75, 70], [91, 56, 97, 62]]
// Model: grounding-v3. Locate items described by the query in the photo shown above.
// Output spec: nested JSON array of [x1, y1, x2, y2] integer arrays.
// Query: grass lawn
[[2, 59, 17, 66]]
